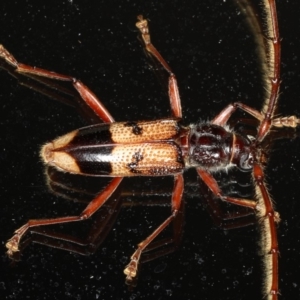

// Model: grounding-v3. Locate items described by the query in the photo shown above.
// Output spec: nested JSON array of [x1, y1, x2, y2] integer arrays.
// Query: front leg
[[197, 168, 258, 209], [212, 101, 300, 131]]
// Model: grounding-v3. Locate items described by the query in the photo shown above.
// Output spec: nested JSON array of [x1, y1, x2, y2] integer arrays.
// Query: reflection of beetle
[[1, 3, 298, 298]]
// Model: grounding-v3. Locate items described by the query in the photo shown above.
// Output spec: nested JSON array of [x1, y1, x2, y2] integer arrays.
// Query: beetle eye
[[238, 153, 253, 171]]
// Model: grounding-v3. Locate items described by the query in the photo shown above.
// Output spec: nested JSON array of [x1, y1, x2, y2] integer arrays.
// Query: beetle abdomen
[[41, 119, 184, 176]]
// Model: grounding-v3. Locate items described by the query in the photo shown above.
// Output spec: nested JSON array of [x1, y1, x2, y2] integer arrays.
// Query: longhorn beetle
[[1, 0, 299, 299]]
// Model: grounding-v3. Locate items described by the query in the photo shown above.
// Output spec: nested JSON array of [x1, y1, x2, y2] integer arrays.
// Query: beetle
[[1, 1, 299, 299]]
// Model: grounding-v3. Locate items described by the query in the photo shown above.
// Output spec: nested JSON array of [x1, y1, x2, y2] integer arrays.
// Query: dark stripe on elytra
[[67, 124, 113, 147], [124, 122, 143, 135], [65, 145, 113, 175]]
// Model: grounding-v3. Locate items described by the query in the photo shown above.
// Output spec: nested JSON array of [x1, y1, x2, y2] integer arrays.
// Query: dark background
[[1, 0, 300, 299]]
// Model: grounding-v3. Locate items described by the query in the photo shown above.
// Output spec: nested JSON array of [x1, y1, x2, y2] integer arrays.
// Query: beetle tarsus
[[6, 236, 20, 256], [124, 259, 138, 279]]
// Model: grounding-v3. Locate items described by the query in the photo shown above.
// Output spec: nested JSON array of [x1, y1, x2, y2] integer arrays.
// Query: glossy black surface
[[1, 1, 300, 299]]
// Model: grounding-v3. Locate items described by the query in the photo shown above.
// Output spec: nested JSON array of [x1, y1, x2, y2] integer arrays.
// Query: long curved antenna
[[256, 0, 281, 141], [232, 2, 282, 299]]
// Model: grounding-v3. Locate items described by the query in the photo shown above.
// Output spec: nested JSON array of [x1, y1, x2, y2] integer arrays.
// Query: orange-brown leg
[[212, 102, 263, 126], [6, 177, 123, 257], [15, 191, 123, 258], [124, 174, 184, 281], [197, 166, 279, 299], [212, 101, 300, 131], [198, 173, 256, 230], [0, 44, 114, 123], [135, 16, 182, 118], [197, 168, 257, 210]]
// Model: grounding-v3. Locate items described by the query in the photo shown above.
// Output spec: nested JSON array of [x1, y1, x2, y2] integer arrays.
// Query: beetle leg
[[197, 168, 258, 210], [197, 164, 280, 298], [135, 16, 182, 118], [6, 177, 123, 257], [272, 115, 300, 128], [124, 174, 184, 281], [212, 102, 300, 133], [212, 102, 264, 126], [199, 175, 256, 230], [14, 191, 123, 258], [0, 44, 114, 123]]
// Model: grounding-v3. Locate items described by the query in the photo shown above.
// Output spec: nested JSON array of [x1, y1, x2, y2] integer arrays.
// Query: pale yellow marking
[[110, 119, 179, 144], [52, 130, 78, 149], [40, 130, 80, 173], [110, 143, 182, 176]]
